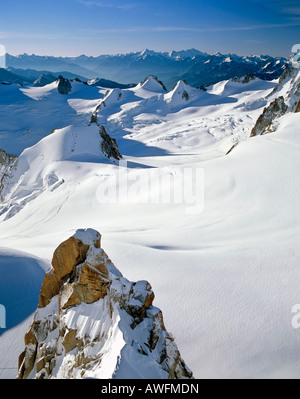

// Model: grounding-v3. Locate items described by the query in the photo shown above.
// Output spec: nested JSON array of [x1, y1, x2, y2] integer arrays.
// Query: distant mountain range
[[5, 49, 288, 89], [0, 67, 88, 86], [0, 67, 134, 89]]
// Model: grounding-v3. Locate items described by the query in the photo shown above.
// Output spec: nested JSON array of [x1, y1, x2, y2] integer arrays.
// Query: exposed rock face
[[294, 99, 300, 113], [269, 65, 295, 97], [89, 89, 123, 126], [140, 75, 168, 91], [251, 66, 300, 137], [99, 126, 123, 161], [232, 74, 256, 84], [250, 96, 288, 137], [0, 149, 17, 201], [291, 80, 300, 112], [18, 229, 193, 380], [57, 75, 72, 95], [88, 92, 123, 161], [34, 74, 56, 87], [0, 149, 16, 166], [268, 66, 300, 110], [87, 77, 135, 89]]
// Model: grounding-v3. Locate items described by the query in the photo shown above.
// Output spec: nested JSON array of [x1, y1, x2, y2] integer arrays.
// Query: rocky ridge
[[251, 66, 300, 137], [18, 229, 193, 379], [250, 97, 288, 137], [0, 149, 17, 201], [57, 75, 72, 95], [99, 126, 123, 161]]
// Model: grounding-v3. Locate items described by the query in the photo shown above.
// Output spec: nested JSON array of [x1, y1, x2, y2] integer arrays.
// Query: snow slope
[[91, 76, 278, 160], [0, 74, 300, 379], [0, 80, 106, 156], [0, 247, 48, 378]]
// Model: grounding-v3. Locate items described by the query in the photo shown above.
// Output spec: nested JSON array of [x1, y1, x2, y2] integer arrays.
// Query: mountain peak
[[18, 229, 194, 380], [56, 75, 72, 95], [138, 75, 167, 91], [140, 48, 153, 56], [164, 79, 197, 104], [168, 49, 208, 58], [138, 49, 158, 59], [5, 51, 287, 90]]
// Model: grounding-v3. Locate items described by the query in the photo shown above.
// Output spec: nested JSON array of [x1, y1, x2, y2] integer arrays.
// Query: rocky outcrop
[[294, 99, 300, 113], [0, 149, 17, 201], [269, 65, 296, 97], [250, 96, 288, 137], [0, 148, 16, 167], [140, 75, 168, 91], [251, 66, 300, 137], [232, 74, 256, 84], [88, 92, 123, 162], [87, 78, 135, 89], [291, 79, 300, 112], [34, 74, 56, 87], [18, 229, 193, 379], [89, 89, 123, 122], [268, 66, 300, 111], [57, 75, 72, 95], [99, 126, 122, 161]]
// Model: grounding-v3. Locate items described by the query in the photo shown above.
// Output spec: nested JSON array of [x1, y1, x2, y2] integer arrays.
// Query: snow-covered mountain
[[1, 67, 132, 90], [0, 68, 27, 85], [0, 69, 300, 379], [251, 66, 300, 136], [18, 229, 193, 379], [6, 50, 287, 89]]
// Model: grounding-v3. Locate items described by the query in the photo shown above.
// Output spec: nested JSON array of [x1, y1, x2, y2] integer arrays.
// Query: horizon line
[[3, 48, 290, 59]]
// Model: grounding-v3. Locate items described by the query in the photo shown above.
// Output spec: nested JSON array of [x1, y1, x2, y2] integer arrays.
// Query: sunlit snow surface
[[0, 247, 48, 378], [0, 75, 300, 378]]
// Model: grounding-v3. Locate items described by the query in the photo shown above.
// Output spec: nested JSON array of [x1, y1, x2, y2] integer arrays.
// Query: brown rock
[[60, 262, 110, 309], [150, 310, 166, 350], [62, 330, 83, 354], [24, 327, 38, 347], [18, 351, 26, 374], [39, 270, 61, 308], [52, 237, 90, 279], [94, 236, 101, 249], [145, 291, 155, 309], [18, 325, 40, 379], [35, 343, 56, 376], [250, 96, 288, 137], [294, 99, 300, 113], [59, 283, 81, 310], [18, 342, 38, 379], [18, 229, 194, 380]]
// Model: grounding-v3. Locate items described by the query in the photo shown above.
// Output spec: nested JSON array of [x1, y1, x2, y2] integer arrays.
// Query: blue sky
[[0, 0, 299, 56]]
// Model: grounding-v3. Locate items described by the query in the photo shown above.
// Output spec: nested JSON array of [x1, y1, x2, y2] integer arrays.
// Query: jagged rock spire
[[99, 126, 123, 161], [57, 75, 72, 95], [18, 229, 193, 380]]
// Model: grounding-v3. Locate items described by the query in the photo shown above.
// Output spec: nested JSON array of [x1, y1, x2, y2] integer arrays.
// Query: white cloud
[[78, 0, 136, 9], [283, 7, 300, 15], [80, 22, 300, 35], [0, 31, 63, 40]]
